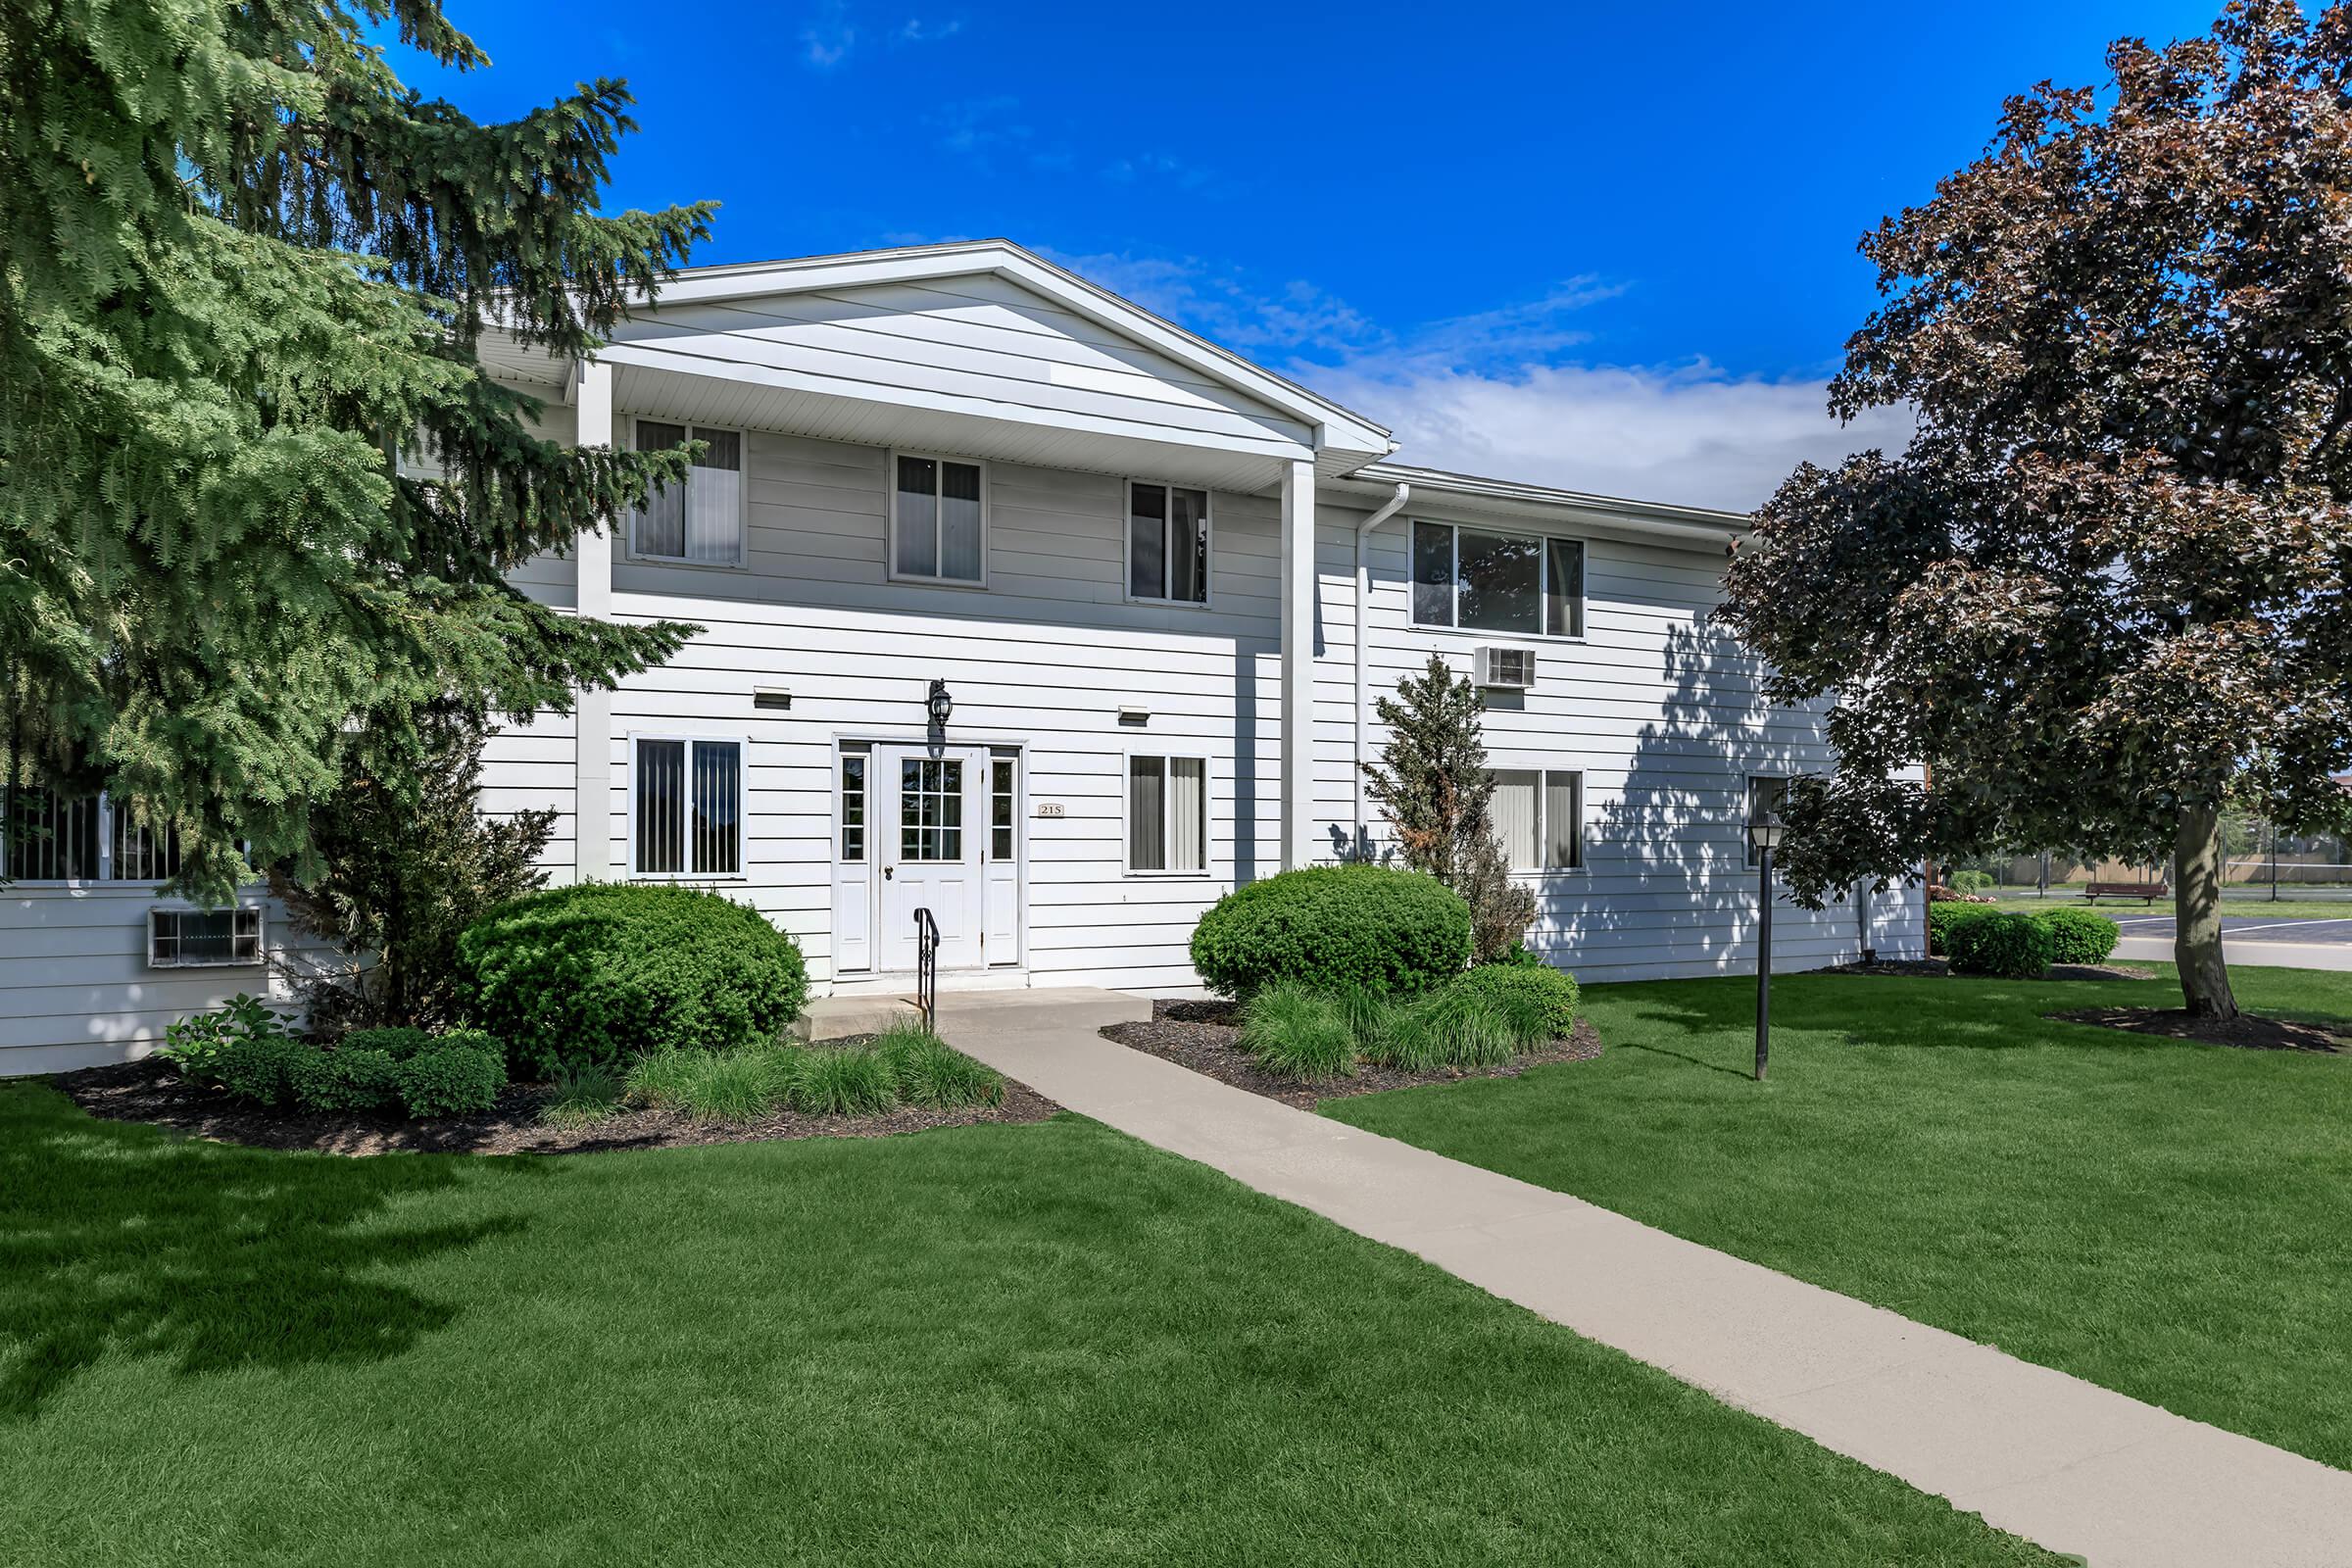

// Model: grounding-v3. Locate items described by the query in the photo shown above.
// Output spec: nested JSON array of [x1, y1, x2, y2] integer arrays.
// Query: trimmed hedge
[[396, 1041, 508, 1116], [1926, 902, 2000, 956], [457, 883, 808, 1077], [1944, 911, 2054, 978], [207, 1029, 506, 1119], [1451, 963, 1580, 1044], [340, 1026, 434, 1061], [2038, 907, 2121, 965], [1189, 866, 1472, 999]]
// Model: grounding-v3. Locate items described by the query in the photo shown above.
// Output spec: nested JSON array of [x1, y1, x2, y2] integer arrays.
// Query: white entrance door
[[878, 743, 986, 972]]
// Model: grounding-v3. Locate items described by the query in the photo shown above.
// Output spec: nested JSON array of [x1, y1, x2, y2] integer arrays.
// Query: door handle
[[883, 866, 894, 880]]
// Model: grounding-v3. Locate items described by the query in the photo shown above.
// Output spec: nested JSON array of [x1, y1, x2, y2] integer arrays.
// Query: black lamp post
[[1748, 808, 1786, 1082], [925, 678, 954, 735]]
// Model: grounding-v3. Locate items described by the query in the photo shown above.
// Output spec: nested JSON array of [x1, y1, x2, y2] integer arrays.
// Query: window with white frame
[[3, 787, 183, 884], [1746, 775, 1789, 868], [1128, 481, 1209, 604], [633, 737, 744, 877], [149, 907, 263, 968], [839, 749, 868, 863], [1127, 755, 1206, 873], [1412, 520, 1584, 637], [1491, 769, 1585, 872], [629, 419, 744, 564], [893, 454, 985, 583]]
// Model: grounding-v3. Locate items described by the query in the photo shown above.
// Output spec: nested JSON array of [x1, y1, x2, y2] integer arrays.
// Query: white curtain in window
[[1492, 770, 1538, 870], [1168, 758, 1204, 871], [684, 429, 741, 564], [1544, 772, 1582, 869]]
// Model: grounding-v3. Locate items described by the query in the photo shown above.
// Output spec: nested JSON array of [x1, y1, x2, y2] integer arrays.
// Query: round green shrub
[[1189, 866, 1471, 1000], [457, 884, 809, 1078], [212, 1033, 310, 1107], [1944, 911, 2054, 979], [1950, 869, 1996, 894], [288, 1047, 401, 1114], [1926, 902, 2000, 956], [1449, 964, 1580, 1046], [395, 1043, 508, 1118], [2037, 907, 2121, 965], [340, 1026, 433, 1061]]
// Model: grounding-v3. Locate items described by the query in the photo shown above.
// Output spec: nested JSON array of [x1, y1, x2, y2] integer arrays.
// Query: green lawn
[[1329, 964, 2352, 1471], [0, 1084, 2051, 1566]]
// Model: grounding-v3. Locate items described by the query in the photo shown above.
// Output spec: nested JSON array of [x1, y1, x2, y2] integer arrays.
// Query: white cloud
[[898, 18, 961, 42], [802, 2, 855, 68], [1312, 360, 1913, 514]]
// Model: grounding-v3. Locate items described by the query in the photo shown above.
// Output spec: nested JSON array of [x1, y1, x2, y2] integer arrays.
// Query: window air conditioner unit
[[1474, 647, 1539, 691]]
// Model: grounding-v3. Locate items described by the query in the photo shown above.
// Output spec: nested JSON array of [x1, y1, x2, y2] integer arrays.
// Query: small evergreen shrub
[[458, 883, 809, 1078], [1926, 902, 2001, 955], [394, 1041, 507, 1117], [1944, 911, 2054, 978], [340, 1026, 434, 1061], [1448, 964, 1579, 1047], [1236, 981, 1358, 1081], [1402, 986, 1517, 1068], [788, 1047, 897, 1116], [288, 1047, 402, 1114], [211, 1033, 312, 1107], [2037, 907, 2121, 965], [1189, 865, 1472, 999], [878, 1026, 1004, 1109]]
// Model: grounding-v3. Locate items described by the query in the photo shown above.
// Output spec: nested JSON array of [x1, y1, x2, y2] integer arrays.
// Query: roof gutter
[[1352, 481, 1411, 855]]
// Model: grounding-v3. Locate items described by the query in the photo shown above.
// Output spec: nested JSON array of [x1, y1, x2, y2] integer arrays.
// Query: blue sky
[[410, 0, 2221, 508]]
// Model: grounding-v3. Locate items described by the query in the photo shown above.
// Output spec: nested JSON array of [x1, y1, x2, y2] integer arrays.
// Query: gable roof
[[621, 240, 1395, 462]]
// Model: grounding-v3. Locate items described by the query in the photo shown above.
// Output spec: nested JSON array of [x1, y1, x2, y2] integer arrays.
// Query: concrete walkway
[[937, 988, 2352, 1568]]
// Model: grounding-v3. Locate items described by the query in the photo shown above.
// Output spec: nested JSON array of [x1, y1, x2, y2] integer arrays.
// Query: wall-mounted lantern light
[[926, 678, 954, 731]]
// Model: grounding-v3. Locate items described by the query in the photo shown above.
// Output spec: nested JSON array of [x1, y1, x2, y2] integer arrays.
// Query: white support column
[[572, 359, 616, 884], [1279, 456, 1318, 871]]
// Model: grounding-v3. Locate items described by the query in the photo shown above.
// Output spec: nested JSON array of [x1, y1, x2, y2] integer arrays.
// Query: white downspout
[[1351, 482, 1411, 858]]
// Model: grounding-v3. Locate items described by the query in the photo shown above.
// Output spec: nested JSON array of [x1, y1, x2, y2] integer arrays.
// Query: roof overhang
[[1325, 461, 1751, 554]]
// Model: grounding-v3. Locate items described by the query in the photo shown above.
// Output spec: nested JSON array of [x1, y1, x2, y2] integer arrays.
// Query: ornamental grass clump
[[1402, 986, 1518, 1068], [1237, 981, 1358, 1082], [877, 1025, 1004, 1109], [625, 1045, 804, 1123], [539, 1062, 626, 1128], [788, 1047, 898, 1116]]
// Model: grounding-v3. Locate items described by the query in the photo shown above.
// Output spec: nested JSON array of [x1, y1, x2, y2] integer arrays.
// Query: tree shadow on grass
[[0, 1082, 532, 1422]]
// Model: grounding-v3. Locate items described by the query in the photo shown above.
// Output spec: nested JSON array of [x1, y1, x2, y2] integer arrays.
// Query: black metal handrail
[[912, 906, 939, 1031]]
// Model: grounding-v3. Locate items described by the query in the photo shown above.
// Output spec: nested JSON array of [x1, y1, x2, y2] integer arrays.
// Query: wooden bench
[[2083, 881, 2169, 905]]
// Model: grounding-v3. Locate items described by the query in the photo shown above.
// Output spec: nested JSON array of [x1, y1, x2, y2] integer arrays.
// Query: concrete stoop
[[793, 994, 924, 1042]]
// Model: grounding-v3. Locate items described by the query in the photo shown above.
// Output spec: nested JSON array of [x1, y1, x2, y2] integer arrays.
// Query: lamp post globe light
[[1747, 808, 1787, 1083]]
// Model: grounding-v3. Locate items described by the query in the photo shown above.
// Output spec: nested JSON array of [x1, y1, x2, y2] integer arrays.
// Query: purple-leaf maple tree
[[1718, 0, 2352, 1018]]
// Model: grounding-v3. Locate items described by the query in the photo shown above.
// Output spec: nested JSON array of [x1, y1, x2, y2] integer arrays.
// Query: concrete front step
[[793, 993, 924, 1041]]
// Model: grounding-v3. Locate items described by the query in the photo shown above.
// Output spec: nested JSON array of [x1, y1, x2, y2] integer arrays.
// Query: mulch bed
[[1829, 956, 2156, 981], [47, 1057, 1061, 1157], [2048, 1006, 2351, 1054], [1100, 997, 1603, 1111]]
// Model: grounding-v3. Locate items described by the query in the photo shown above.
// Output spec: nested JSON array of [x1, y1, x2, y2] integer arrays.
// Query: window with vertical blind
[[632, 737, 744, 877], [1127, 755, 1206, 873], [1490, 769, 1584, 872], [892, 453, 985, 583], [1128, 481, 1210, 604], [1411, 520, 1585, 637], [629, 420, 744, 564], [3, 787, 184, 884]]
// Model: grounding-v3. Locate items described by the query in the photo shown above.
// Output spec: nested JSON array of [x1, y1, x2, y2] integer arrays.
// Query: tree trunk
[[2173, 804, 2238, 1020]]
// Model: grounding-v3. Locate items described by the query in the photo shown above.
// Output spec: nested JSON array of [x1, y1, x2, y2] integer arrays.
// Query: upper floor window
[[1412, 521, 1584, 638], [1128, 481, 1210, 605], [630, 420, 744, 565], [1491, 769, 1584, 872], [893, 454, 985, 584], [633, 736, 744, 878], [3, 787, 182, 884]]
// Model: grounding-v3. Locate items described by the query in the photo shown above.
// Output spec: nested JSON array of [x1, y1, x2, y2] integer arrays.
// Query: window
[[893, 454, 985, 583], [1127, 755, 1206, 873], [629, 420, 744, 564], [991, 757, 1016, 860], [840, 752, 867, 863], [148, 907, 262, 968], [899, 757, 963, 861], [1490, 769, 1585, 872], [1128, 481, 1210, 604], [1411, 520, 1584, 637], [3, 788, 183, 884], [1746, 775, 1789, 868], [633, 737, 743, 876]]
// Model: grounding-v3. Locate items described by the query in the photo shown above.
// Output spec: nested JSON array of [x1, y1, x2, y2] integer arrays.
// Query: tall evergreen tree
[[1361, 655, 1535, 960], [0, 0, 711, 901]]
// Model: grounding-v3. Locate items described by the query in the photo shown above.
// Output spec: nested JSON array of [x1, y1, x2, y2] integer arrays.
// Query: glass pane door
[[899, 758, 965, 862]]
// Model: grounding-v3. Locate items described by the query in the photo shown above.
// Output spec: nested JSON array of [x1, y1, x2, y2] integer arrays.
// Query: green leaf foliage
[[1236, 982, 1358, 1082], [287, 1049, 402, 1115], [2037, 908, 2122, 966], [1189, 865, 1471, 1000], [1925, 903, 2001, 956], [393, 1041, 508, 1118], [457, 884, 809, 1079], [0, 0, 714, 901], [1448, 964, 1580, 1046], [1944, 913, 2055, 980]]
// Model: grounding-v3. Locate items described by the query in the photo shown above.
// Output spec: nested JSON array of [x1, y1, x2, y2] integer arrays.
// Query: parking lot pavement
[[2104, 914, 2352, 946]]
